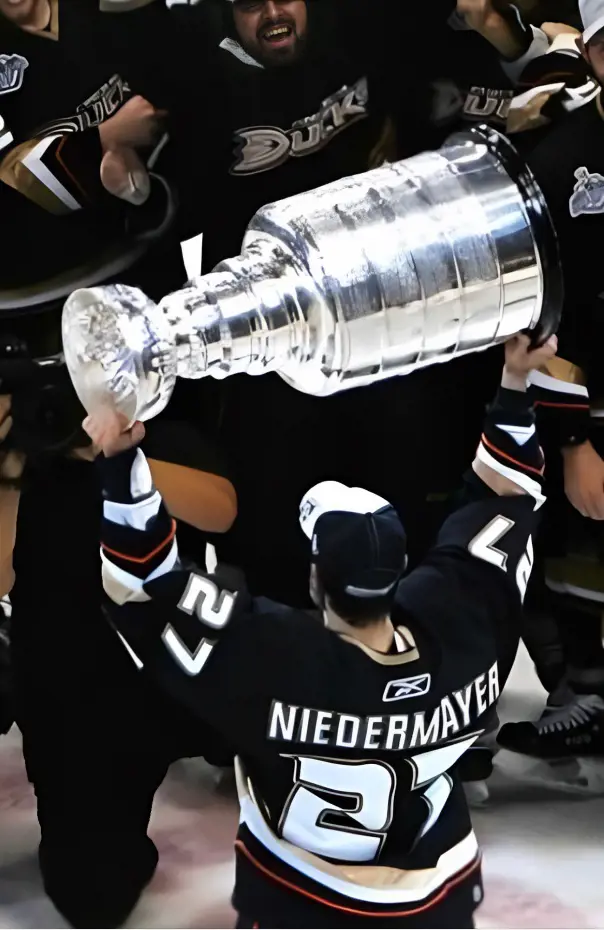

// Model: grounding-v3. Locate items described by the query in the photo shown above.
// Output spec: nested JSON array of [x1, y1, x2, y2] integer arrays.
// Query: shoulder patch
[[569, 167, 604, 217], [0, 54, 28, 95]]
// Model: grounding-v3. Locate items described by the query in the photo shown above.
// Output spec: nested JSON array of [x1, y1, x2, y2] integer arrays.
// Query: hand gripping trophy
[[62, 127, 562, 423]]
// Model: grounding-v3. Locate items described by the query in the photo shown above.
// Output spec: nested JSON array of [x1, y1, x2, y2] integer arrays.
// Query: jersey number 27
[[469, 516, 534, 602]]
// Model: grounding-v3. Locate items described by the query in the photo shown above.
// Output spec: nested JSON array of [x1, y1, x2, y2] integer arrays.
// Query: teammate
[[83, 332, 555, 929], [418, 0, 551, 144], [151, 0, 531, 611], [496, 0, 604, 779], [0, 1, 236, 925]]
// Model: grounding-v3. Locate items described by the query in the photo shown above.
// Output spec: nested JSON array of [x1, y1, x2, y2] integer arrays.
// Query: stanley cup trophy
[[62, 127, 562, 423]]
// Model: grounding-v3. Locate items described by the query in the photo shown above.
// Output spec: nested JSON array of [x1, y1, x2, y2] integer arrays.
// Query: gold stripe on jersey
[[338, 626, 420, 666], [0, 136, 80, 214], [235, 757, 481, 906], [543, 356, 587, 389], [367, 117, 398, 170], [546, 556, 604, 602], [507, 88, 556, 135]]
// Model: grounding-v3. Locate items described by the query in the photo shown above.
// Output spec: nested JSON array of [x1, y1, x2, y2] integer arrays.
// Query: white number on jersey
[[161, 572, 237, 676], [279, 757, 396, 861], [468, 516, 533, 601], [0, 114, 14, 153], [515, 535, 534, 603], [278, 737, 480, 863]]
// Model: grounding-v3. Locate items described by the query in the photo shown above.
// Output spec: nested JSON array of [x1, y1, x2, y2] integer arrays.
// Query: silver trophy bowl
[[63, 127, 561, 421]]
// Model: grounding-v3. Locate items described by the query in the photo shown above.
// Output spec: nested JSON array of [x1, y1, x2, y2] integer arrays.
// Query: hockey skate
[[497, 694, 604, 794]]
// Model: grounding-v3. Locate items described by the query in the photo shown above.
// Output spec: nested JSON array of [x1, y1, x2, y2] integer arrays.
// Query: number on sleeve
[[161, 572, 237, 676], [468, 515, 533, 601], [515, 535, 534, 604], [468, 516, 515, 570]]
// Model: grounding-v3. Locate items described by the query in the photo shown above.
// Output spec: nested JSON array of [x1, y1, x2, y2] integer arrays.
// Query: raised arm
[[472, 334, 556, 499]]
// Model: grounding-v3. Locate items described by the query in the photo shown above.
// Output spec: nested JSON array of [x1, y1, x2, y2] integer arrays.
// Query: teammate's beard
[[254, 16, 308, 67]]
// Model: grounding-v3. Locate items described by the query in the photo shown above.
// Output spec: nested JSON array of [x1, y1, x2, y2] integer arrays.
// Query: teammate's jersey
[[0, 0, 172, 293], [407, 0, 549, 146], [161, 0, 407, 271], [505, 34, 599, 154], [96, 386, 544, 920], [522, 91, 604, 448]]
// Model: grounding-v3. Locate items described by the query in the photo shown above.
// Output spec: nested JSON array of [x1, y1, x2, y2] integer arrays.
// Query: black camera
[[0, 302, 87, 458]]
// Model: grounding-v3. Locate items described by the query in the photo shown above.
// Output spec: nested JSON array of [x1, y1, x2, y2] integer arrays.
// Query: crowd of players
[[1, 0, 604, 927]]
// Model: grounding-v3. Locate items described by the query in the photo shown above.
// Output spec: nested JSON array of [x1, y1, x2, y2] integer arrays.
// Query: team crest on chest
[[569, 167, 604, 217], [231, 77, 369, 176], [0, 54, 28, 95]]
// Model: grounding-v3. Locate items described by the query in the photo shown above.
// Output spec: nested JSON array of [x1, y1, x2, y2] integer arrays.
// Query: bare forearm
[[148, 459, 237, 534], [478, 12, 530, 58], [0, 486, 20, 597], [501, 367, 527, 393]]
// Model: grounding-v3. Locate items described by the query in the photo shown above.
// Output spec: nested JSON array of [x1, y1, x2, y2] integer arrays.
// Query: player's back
[[216, 593, 494, 921], [97, 372, 545, 925]]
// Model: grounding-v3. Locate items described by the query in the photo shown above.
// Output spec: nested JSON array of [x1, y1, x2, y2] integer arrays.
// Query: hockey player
[[154, 0, 530, 611], [0, 0, 182, 298], [84, 333, 556, 929], [496, 0, 604, 783], [0, 2, 237, 925]]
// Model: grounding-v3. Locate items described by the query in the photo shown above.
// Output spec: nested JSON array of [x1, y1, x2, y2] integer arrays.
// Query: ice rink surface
[[0, 645, 603, 930]]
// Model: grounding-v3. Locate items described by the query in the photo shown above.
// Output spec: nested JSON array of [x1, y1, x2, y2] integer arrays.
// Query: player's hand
[[502, 333, 558, 389], [100, 147, 151, 205], [540, 21, 580, 41], [562, 440, 604, 520], [456, 0, 528, 58], [98, 96, 167, 154], [0, 396, 24, 482], [82, 408, 146, 459]]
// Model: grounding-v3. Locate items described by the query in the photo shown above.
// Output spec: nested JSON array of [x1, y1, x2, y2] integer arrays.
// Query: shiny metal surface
[[63, 127, 560, 420]]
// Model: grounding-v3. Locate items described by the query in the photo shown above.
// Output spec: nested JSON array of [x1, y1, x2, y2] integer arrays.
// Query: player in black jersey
[[82, 332, 556, 929], [150, 0, 513, 612], [0, 0, 184, 299], [0, 2, 238, 925], [496, 0, 604, 782]]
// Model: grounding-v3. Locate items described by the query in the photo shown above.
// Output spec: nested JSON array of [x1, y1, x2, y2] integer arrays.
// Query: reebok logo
[[382, 674, 431, 702]]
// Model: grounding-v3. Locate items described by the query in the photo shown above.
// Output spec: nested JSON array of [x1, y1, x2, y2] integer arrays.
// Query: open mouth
[[260, 23, 295, 46]]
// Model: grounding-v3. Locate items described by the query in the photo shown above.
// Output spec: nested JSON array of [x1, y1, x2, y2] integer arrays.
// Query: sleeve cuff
[[491, 386, 534, 415]]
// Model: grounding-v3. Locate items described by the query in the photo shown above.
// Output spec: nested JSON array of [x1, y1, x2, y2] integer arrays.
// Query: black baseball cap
[[299, 481, 407, 602]]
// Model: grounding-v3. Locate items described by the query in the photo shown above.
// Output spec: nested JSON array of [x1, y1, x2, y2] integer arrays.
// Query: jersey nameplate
[[268, 661, 499, 752], [161, 572, 238, 677]]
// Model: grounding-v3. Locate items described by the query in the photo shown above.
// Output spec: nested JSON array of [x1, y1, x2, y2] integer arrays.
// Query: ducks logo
[[0, 54, 28, 96]]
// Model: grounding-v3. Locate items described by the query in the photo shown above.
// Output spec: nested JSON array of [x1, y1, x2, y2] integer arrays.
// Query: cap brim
[[299, 481, 391, 540], [584, 14, 604, 43]]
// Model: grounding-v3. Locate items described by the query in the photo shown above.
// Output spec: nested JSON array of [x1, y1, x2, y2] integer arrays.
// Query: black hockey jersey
[[162, 0, 408, 272], [0, 0, 173, 294], [407, 0, 549, 146], [521, 93, 604, 446], [96, 386, 544, 920]]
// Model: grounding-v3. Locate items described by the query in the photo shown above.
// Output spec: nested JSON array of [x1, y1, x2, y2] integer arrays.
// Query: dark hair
[[319, 574, 397, 629]]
